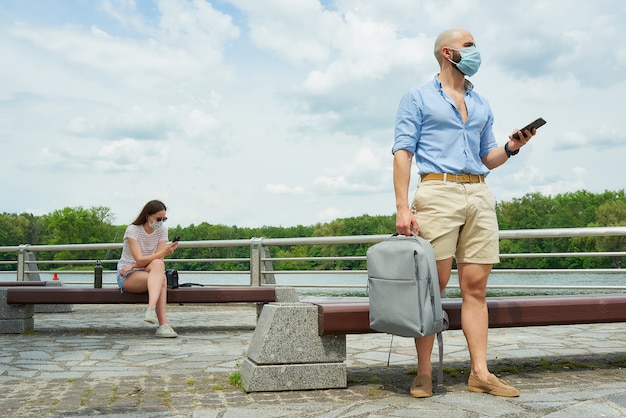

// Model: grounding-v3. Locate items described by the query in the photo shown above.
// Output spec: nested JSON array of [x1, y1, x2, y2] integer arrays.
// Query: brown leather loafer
[[468, 373, 520, 397], [410, 374, 433, 398]]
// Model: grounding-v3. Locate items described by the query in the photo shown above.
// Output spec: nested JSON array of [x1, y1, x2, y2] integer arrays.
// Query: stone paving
[[0, 303, 625, 417]]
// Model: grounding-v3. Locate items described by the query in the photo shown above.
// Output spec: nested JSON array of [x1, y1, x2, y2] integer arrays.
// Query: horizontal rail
[[16, 252, 626, 268], [498, 226, 626, 239], [503, 252, 626, 258], [3, 226, 625, 253], [264, 252, 626, 263], [261, 268, 624, 275], [467, 285, 626, 290]]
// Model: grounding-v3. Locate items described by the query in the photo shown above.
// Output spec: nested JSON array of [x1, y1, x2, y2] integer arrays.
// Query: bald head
[[434, 28, 473, 65]]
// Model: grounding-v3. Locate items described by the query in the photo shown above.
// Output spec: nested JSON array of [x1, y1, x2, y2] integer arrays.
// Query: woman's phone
[[172, 236, 180, 242], [512, 117, 546, 140]]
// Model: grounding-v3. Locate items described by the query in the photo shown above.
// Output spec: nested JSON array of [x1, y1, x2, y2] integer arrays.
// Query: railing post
[[262, 246, 276, 285], [250, 238, 263, 286], [17, 245, 28, 282], [25, 251, 42, 281], [94, 260, 103, 288]]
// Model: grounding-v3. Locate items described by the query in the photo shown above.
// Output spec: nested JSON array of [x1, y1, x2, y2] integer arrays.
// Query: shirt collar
[[433, 74, 474, 92]]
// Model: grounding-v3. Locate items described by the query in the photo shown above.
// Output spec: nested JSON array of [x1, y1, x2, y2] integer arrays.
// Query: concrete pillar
[[242, 303, 347, 392], [0, 288, 34, 333], [35, 281, 74, 313]]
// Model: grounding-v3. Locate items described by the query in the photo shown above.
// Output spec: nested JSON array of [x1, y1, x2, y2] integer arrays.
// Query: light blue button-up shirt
[[392, 75, 498, 176]]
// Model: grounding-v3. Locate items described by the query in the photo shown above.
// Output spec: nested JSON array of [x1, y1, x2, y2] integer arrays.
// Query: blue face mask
[[448, 46, 481, 77]]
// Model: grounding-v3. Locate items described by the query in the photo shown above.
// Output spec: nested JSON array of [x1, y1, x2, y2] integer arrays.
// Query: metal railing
[[0, 226, 624, 292]]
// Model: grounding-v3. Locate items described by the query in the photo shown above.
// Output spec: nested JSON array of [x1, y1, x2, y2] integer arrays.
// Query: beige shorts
[[411, 180, 500, 264]]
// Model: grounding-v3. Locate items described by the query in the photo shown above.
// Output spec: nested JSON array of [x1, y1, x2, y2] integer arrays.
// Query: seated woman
[[116, 200, 179, 338]]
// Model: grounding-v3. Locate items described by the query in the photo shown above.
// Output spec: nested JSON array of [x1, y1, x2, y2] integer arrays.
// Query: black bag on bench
[[166, 269, 179, 289], [166, 269, 204, 288]]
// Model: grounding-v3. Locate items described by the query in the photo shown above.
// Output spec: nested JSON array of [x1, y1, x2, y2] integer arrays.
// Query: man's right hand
[[396, 206, 419, 236]]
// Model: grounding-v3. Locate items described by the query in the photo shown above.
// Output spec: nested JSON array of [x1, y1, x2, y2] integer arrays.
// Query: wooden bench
[[315, 294, 626, 335], [241, 294, 626, 392], [0, 285, 298, 334]]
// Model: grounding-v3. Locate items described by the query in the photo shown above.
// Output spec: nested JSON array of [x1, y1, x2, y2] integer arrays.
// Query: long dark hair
[[131, 200, 167, 226]]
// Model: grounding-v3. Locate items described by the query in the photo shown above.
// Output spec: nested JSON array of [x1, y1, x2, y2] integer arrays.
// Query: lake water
[[4, 270, 624, 297]]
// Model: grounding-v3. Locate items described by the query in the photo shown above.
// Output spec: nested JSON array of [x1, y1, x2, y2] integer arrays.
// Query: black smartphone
[[172, 236, 181, 242], [512, 117, 546, 140]]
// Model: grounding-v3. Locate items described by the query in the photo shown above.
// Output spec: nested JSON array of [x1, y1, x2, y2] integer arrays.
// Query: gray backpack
[[367, 233, 449, 387]]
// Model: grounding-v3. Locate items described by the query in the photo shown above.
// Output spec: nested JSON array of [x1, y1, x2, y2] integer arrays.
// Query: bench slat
[[0, 281, 47, 287], [167, 287, 276, 304], [316, 294, 626, 335], [6, 286, 277, 305], [485, 294, 626, 327]]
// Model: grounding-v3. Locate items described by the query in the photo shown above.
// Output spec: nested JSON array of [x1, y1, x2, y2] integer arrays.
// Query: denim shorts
[[116, 270, 125, 289], [117, 268, 144, 291]]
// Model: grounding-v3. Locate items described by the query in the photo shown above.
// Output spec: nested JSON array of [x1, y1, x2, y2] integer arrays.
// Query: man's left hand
[[507, 127, 535, 152]]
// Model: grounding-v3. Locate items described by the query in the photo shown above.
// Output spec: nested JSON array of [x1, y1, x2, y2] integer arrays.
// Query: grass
[[228, 371, 243, 390], [368, 387, 383, 397], [404, 357, 609, 380], [109, 385, 119, 406], [80, 387, 94, 407], [442, 366, 467, 378], [538, 358, 597, 371]]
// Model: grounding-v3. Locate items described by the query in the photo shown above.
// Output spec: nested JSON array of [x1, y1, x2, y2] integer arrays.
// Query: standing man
[[393, 28, 536, 398]]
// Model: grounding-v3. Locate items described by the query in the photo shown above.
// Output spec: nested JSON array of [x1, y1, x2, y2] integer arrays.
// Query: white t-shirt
[[117, 224, 168, 270]]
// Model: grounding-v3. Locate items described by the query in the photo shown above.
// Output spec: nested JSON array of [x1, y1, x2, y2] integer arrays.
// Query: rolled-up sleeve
[[392, 91, 420, 155], [479, 108, 498, 158]]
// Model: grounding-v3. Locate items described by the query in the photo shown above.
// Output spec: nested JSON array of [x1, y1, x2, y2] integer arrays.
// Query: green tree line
[[0, 189, 624, 271]]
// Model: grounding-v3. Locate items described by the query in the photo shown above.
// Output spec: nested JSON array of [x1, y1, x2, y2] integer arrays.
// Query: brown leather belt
[[420, 173, 485, 183]]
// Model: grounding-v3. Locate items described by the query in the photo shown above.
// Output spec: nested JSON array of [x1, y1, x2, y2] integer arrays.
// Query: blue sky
[[1, 0, 624, 228]]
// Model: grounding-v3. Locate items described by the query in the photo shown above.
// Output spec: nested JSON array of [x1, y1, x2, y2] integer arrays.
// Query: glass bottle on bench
[[94, 260, 103, 288]]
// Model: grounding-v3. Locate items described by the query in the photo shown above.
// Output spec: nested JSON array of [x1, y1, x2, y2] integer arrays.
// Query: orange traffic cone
[[53, 272, 59, 281]]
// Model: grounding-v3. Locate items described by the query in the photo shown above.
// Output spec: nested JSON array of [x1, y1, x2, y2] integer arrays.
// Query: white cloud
[[266, 184, 305, 195], [229, 0, 339, 65], [314, 147, 390, 194], [317, 207, 342, 223]]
